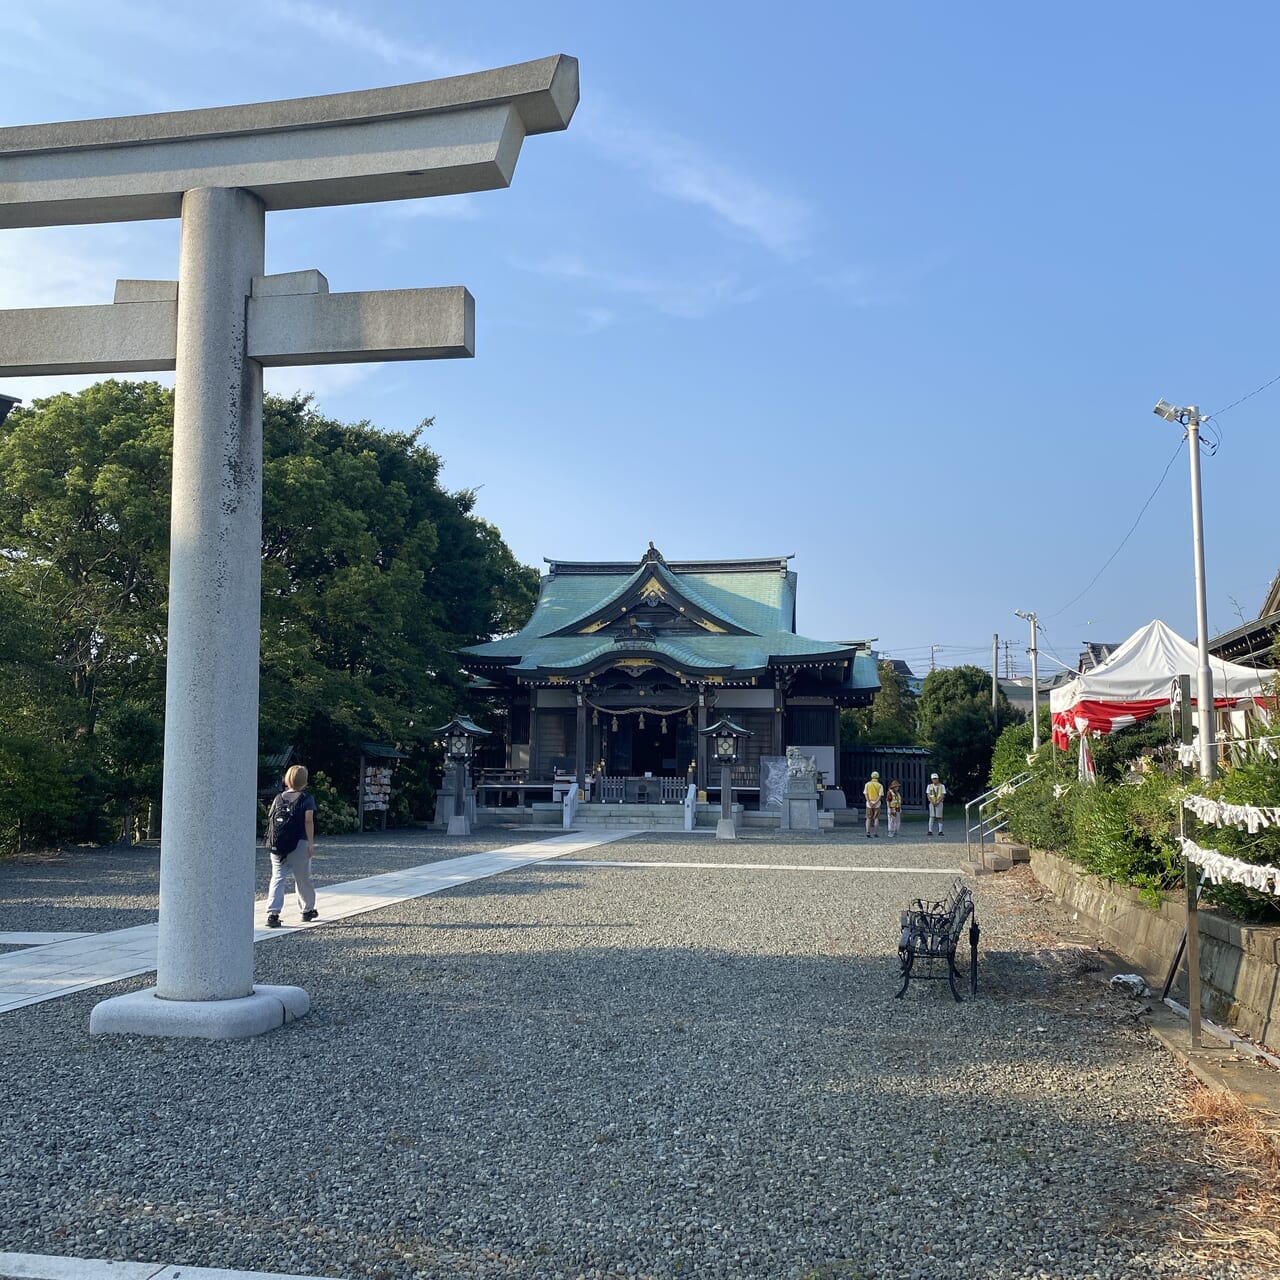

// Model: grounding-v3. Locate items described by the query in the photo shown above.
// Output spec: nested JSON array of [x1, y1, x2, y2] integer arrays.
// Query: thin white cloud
[[817, 267, 893, 308], [0, 8, 187, 117], [518, 252, 756, 320], [0, 227, 131, 309], [264, 363, 378, 404], [263, 0, 466, 77], [580, 307, 617, 334], [379, 194, 482, 222], [815, 251, 950, 308], [584, 118, 813, 259]]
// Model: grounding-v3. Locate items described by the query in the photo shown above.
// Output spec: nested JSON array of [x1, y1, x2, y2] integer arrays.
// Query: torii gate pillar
[[0, 56, 577, 1038], [157, 188, 266, 1012]]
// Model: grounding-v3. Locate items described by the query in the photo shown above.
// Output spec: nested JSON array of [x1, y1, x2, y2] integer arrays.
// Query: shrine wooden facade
[[460, 545, 879, 796]]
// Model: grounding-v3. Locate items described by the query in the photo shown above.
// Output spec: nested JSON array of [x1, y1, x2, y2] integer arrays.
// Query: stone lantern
[[432, 716, 490, 836], [700, 717, 751, 840]]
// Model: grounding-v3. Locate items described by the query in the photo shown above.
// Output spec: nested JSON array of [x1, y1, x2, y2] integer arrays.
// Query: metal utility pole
[[930, 644, 942, 672], [1154, 400, 1216, 781], [1015, 610, 1040, 750], [992, 633, 999, 730]]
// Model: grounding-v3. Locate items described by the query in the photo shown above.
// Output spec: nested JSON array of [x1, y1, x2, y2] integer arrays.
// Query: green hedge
[[1003, 736, 1280, 922]]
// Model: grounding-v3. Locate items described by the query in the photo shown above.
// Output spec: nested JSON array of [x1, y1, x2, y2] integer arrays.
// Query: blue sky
[[2, 1, 1278, 679]]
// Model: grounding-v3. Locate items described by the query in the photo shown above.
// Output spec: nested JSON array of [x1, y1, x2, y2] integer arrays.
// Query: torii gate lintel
[[0, 272, 475, 377]]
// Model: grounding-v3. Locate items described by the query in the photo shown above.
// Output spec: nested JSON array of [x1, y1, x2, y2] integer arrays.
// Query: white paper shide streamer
[[1179, 836, 1280, 895], [1182, 793, 1280, 832]]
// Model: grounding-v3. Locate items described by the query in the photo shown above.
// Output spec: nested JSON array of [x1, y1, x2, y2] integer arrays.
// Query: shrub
[[1005, 770, 1075, 854], [989, 721, 1036, 788], [1008, 724, 1280, 922], [1072, 771, 1181, 905], [309, 769, 358, 836], [1189, 754, 1280, 924], [1090, 717, 1177, 783]]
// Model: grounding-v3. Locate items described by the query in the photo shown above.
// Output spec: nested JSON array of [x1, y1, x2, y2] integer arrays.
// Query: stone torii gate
[[0, 55, 578, 1038]]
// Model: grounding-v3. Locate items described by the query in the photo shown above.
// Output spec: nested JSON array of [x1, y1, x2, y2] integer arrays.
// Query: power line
[[1207, 370, 1280, 419], [1045, 438, 1185, 621]]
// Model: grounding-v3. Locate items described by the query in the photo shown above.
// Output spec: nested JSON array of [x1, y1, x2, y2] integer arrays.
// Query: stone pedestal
[[780, 776, 820, 832], [434, 765, 477, 830], [91, 984, 309, 1039]]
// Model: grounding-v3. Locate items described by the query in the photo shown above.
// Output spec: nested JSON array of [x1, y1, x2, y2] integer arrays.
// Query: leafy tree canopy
[[0, 381, 537, 850], [842, 660, 918, 745], [918, 664, 1024, 800]]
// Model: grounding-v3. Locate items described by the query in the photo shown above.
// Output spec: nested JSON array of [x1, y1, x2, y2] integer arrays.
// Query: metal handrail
[[965, 771, 1033, 857]]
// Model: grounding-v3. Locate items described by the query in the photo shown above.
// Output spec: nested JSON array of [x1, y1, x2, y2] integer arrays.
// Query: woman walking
[[264, 764, 319, 928]]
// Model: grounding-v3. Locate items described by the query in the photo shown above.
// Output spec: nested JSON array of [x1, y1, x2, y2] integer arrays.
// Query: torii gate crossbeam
[[0, 56, 577, 1039]]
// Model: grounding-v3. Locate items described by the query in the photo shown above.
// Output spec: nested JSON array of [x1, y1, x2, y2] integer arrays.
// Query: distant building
[[1209, 570, 1280, 668], [1077, 641, 1119, 672], [869, 652, 921, 696], [1000, 673, 1073, 717]]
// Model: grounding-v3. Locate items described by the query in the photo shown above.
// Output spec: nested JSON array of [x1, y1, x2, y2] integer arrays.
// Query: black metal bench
[[895, 879, 980, 1001]]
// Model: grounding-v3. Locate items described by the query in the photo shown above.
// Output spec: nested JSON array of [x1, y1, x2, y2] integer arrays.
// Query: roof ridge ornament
[[643, 541, 664, 564]]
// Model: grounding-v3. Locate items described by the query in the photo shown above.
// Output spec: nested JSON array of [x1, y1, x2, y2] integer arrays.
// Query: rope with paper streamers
[[1183, 794, 1280, 832], [1178, 835, 1280, 896]]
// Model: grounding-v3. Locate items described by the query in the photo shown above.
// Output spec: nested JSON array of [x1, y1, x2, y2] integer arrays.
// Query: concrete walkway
[[0, 830, 634, 1015], [0, 1251, 325, 1280]]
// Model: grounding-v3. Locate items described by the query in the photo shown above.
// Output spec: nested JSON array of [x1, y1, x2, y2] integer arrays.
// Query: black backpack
[[266, 790, 307, 856]]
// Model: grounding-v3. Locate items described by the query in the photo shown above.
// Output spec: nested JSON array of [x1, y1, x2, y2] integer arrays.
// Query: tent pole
[[1181, 808, 1202, 1049]]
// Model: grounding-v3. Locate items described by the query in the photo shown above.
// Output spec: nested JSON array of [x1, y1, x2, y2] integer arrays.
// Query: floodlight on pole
[[1014, 609, 1040, 751], [1153, 399, 1216, 782]]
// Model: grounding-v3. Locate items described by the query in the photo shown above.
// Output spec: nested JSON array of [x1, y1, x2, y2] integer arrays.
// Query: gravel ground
[[0, 826, 547, 933], [0, 828, 1261, 1280]]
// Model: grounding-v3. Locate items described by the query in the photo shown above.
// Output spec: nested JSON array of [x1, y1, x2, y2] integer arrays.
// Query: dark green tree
[[0, 381, 538, 851], [919, 664, 1023, 800], [0, 380, 173, 739], [96, 699, 164, 844], [257, 395, 538, 813], [841, 661, 918, 744], [0, 383, 172, 848], [0, 575, 80, 850], [864, 660, 918, 744]]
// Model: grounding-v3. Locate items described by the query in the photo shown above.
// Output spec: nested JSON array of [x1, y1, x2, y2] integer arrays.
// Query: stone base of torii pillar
[[0, 56, 578, 1038], [90, 985, 311, 1038]]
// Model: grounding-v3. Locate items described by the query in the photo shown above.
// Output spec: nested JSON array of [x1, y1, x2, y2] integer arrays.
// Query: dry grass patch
[[1174, 1084, 1280, 1268]]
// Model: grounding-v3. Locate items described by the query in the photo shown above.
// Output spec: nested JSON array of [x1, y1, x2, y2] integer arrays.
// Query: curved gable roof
[[461, 549, 871, 692], [545, 559, 752, 637]]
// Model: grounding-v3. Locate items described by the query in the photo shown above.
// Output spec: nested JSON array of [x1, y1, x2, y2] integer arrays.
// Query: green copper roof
[[461, 550, 877, 693]]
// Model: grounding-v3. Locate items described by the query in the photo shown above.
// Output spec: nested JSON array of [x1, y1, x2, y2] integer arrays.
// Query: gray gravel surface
[[0, 828, 1262, 1279], [0, 826, 545, 933]]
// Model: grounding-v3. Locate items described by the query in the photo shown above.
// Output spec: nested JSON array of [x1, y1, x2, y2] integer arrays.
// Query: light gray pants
[[928, 803, 945, 834], [267, 846, 316, 915]]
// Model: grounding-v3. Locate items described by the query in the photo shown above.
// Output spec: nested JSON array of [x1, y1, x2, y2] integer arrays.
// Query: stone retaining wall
[[1029, 848, 1280, 1051]]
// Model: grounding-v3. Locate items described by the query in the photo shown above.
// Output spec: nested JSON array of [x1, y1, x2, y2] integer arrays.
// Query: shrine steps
[[569, 802, 728, 830]]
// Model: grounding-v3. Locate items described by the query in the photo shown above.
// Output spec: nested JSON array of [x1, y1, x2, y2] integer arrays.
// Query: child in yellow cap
[[886, 779, 903, 836]]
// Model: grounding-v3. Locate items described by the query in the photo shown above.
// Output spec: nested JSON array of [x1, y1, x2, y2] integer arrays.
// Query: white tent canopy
[[1049, 619, 1271, 746]]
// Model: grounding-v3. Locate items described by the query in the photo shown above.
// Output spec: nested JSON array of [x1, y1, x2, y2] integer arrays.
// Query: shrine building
[[460, 544, 879, 804]]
